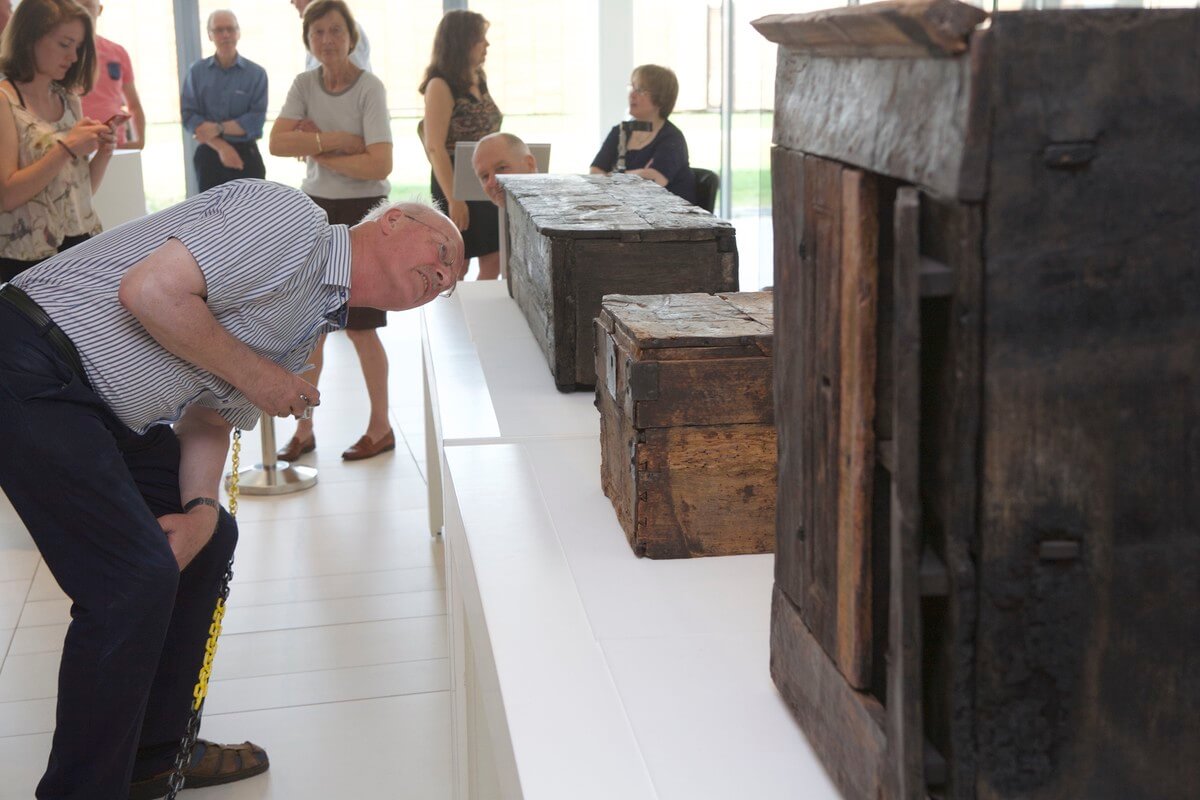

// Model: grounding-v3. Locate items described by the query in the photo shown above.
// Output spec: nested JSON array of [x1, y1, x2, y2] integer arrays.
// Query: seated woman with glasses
[[590, 64, 696, 205]]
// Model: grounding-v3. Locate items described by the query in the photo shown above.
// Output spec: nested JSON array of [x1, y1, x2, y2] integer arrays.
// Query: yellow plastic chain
[[189, 429, 239, 712]]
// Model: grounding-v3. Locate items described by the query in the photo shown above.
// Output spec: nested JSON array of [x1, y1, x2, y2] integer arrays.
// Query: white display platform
[[443, 439, 841, 800], [91, 149, 147, 230], [421, 281, 841, 799], [421, 281, 598, 535]]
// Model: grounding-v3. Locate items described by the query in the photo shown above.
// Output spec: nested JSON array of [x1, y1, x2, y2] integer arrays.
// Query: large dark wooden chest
[[595, 292, 776, 559], [755, 2, 1200, 799], [503, 174, 738, 391]]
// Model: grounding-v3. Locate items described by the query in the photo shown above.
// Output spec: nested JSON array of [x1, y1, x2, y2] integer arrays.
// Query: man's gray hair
[[360, 198, 440, 224], [207, 9, 238, 30]]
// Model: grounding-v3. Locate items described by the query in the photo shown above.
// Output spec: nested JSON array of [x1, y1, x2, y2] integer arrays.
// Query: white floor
[[0, 309, 452, 799]]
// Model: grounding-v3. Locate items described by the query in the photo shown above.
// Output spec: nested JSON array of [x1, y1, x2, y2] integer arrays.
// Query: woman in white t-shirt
[[269, 0, 395, 462]]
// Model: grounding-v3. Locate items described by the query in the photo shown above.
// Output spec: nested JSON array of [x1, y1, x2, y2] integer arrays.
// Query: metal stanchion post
[[224, 412, 318, 495]]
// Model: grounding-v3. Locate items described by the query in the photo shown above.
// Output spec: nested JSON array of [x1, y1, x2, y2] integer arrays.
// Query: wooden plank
[[772, 145, 808, 610], [603, 293, 772, 352], [636, 424, 776, 559], [502, 173, 734, 239], [888, 186, 925, 799], [752, 0, 987, 58], [508, 198, 559, 382], [770, 585, 887, 800], [915, 195, 982, 800], [972, 12, 1200, 799], [596, 321, 638, 542], [769, 49, 975, 200], [797, 154, 843, 673], [720, 291, 775, 330], [553, 240, 576, 391], [631, 357, 773, 429], [835, 168, 878, 690], [572, 240, 738, 388]]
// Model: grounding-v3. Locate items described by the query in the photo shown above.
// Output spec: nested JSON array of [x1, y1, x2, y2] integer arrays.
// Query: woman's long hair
[[0, 0, 96, 94], [418, 10, 487, 97]]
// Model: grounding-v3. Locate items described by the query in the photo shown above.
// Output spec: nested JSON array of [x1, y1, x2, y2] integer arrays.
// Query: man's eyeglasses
[[401, 212, 459, 297], [626, 84, 649, 96]]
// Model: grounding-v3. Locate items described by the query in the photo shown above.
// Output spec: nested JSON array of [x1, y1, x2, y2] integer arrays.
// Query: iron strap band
[[0, 283, 88, 382]]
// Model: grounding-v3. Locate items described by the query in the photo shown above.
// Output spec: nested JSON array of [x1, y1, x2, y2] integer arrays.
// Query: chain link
[[165, 429, 241, 800]]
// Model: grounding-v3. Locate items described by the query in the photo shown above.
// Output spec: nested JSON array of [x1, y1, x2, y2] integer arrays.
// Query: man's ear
[[380, 208, 405, 235], [523, 154, 537, 173]]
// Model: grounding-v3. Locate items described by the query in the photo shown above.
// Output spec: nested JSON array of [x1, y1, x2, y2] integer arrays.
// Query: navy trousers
[[0, 301, 238, 799], [193, 140, 265, 193]]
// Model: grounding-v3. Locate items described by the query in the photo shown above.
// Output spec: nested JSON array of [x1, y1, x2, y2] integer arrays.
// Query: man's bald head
[[472, 132, 538, 207]]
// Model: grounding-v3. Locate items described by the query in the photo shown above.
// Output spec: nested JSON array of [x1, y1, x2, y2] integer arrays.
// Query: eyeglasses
[[626, 84, 649, 96], [209, 25, 239, 35], [401, 212, 459, 297]]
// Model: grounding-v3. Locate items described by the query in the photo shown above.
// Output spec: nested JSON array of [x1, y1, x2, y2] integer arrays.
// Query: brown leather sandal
[[128, 740, 269, 800]]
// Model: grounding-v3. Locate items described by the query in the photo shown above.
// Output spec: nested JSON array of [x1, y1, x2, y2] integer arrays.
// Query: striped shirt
[[12, 179, 350, 433]]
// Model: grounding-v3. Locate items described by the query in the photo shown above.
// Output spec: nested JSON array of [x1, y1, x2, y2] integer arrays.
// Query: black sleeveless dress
[[429, 77, 502, 259]]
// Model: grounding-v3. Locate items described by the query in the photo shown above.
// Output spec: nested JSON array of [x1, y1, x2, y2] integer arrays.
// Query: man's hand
[[214, 140, 245, 171], [194, 121, 222, 144], [244, 364, 321, 418], [158, 505, 218, 570]]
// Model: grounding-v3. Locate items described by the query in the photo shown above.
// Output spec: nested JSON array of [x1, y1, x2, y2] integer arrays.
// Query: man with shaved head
[[472, 132, 539, 207]]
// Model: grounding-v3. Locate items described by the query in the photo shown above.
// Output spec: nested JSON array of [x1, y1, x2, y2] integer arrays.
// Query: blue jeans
[[0, 300, 238, 799]]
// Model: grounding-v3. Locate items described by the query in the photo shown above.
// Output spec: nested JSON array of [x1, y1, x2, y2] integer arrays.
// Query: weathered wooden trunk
[[595, 292, 775, 559], [503, 174, 739, 391], [755, 2, 1200, 799]]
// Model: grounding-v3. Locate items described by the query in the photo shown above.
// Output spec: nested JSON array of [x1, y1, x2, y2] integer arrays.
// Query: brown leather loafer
[[277, 432, 315, 461], [342, 430, 396, 461], [129, 740, 269, 800]]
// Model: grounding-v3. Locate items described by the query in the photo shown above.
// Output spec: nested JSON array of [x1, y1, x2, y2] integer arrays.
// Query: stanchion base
[[225, 462, 318, 495]]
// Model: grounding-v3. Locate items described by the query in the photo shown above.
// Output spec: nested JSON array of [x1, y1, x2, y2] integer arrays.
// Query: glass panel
[[628, 0, 839, 289], [89, 2, 181, 210], [466, 0, 601, 176]]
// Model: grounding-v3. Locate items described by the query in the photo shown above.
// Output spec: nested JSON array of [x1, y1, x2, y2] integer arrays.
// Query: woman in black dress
[[420, 10, 502, 280]]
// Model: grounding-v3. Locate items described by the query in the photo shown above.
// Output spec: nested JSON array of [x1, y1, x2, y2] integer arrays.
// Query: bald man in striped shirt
[[0, 179, 462, 799]]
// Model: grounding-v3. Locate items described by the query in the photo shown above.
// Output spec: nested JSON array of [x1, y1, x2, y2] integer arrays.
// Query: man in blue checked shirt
[[0, 180, 463, 799], [181, 9, 268, 191]]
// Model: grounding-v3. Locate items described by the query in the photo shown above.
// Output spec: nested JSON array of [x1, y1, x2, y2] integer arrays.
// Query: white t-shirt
[[279, 68, 392, 199]]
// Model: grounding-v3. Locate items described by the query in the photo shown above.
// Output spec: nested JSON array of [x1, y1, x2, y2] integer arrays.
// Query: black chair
[[692, 167, 719, 213]]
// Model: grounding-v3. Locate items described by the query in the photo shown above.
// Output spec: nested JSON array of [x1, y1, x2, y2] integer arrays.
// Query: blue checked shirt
[[181, 54, 268, 142], [12, 180, 350, 433]]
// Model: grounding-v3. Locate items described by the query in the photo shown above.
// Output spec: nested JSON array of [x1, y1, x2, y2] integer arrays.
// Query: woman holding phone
[[0, 0, 113, 281]]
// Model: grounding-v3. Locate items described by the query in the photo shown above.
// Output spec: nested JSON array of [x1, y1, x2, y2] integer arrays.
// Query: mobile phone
[[104, 112, 131, 128]]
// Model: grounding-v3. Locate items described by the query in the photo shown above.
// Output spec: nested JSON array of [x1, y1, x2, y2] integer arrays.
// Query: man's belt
[[0, 283, 88, 381]]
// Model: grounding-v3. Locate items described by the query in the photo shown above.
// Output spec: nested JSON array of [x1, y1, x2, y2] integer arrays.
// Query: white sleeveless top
[[0, 82, 102, 261]]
